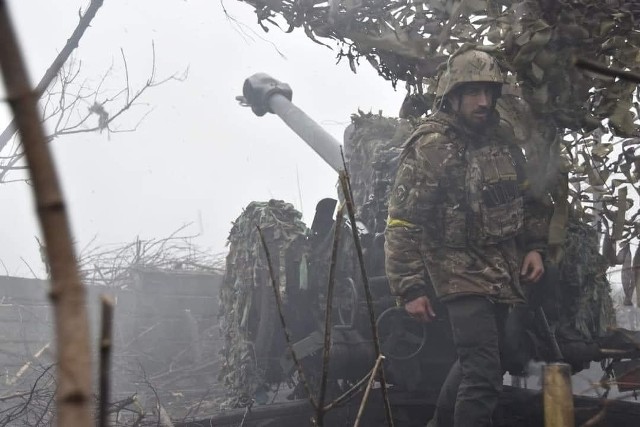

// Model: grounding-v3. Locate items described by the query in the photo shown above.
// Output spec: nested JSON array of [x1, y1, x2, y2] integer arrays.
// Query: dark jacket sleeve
[[384, 132, 457, 301]]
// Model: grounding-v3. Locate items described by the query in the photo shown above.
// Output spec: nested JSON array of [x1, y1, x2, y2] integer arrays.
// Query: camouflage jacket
[[384, 111, 550, 304]]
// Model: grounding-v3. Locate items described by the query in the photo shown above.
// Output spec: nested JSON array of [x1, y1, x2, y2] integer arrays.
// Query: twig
[[0, 390, 32, 402], [238, 400, 253, 427], [180, 387, 212, 421], [19, 256, 38, 279], [0, 5, 93, 426], [99, 294, 114, 427], [76, 224, 222, 288], [157, 404, 174, 427], [296, 166, 304, 215], [121, 48, 131, 106], [0, 364, 55, 424], [256, 226, 318, 410], [7, 343, 50, 386], [0, 43, 186, 183], [323, 362, 376, 411], [136, 363, 174, 427], [0, 0, 105, 154], [353, 354, 385, 427], [338, 168, 394, 426], [317, 204, 345, 426], [34, 390, 55, 427], [107, 394, 137, 415]]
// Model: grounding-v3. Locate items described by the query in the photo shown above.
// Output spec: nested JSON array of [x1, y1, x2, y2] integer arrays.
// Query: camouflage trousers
[[431, 296, 508, 427]]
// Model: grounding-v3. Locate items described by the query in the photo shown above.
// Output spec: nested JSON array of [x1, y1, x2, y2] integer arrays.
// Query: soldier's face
[[451, 83, 495, 128]]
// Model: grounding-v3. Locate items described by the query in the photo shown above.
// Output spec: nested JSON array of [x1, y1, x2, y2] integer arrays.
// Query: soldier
[[384, 49, 550, 426]]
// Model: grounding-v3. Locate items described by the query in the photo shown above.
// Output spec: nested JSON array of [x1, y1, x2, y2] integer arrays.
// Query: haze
[[0, 0, 405, 277]]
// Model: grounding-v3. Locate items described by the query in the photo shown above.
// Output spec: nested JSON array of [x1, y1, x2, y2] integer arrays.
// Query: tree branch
[[0, 0, 105, 154]]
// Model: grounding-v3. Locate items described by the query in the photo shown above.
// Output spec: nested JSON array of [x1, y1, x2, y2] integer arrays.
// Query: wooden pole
[[353, 355, 385, 427], [0, 3, 93, 425], [257, 226, 318, 410], [543, 362, 575, 427], [317, 205, 344, 426], [339, 170, 395, 427], [99, 295, 115, 427]]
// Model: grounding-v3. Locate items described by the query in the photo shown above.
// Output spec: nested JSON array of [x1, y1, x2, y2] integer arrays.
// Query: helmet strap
[[447, 91, 462, 113]]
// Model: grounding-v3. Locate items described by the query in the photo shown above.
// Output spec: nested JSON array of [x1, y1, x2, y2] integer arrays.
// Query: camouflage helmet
[[435, 50, 504, 98]]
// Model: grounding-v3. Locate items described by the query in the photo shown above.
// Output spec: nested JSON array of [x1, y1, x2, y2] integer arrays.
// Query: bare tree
[[0, 0, 104, 154], [0, 44, 187, 184]]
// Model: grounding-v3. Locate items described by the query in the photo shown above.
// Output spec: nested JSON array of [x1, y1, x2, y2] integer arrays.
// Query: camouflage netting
[[239, 0, 640, 135], [217, 200, 308, 409], [559, 218, 616, 341], [236, 0, 640, 303], [343, 111, 413, 233]]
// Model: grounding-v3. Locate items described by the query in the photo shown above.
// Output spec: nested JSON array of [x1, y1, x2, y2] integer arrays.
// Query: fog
[[1, 1, 639, 426], [0, 1, 405, 422], [0, 0, 405, 277]]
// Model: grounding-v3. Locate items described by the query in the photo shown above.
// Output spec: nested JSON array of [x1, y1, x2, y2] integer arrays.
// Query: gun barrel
[[240, 73, 344, 173], [268, 94, 343, 172]]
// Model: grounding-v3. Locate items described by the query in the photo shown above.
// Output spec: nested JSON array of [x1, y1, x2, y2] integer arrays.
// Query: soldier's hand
[[405, 296, 436, 322], [520, 250, 544, 283]]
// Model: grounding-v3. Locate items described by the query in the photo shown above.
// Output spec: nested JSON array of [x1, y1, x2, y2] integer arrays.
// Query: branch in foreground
[[99, 294, 114, 427], [317, 204, 344, 426], [338, 168, 394, 427], [353, 354, 385, 427], [256, 225, 318, 410], [0, 5, 93, 426]]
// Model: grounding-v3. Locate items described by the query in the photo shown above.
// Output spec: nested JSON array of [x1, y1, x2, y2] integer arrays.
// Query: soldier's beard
[[447, 96, 492, 131], [461, 108, 491, 131]]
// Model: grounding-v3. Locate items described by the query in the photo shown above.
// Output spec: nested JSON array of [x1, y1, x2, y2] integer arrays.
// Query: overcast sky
[[0, 0, 405, 277]]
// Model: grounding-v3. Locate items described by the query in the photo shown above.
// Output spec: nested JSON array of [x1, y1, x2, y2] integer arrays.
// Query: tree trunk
[[0, 3, 93, 426]]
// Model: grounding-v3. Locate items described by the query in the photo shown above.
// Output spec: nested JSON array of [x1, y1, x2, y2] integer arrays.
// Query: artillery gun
[[215, 74, 640, 425]]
